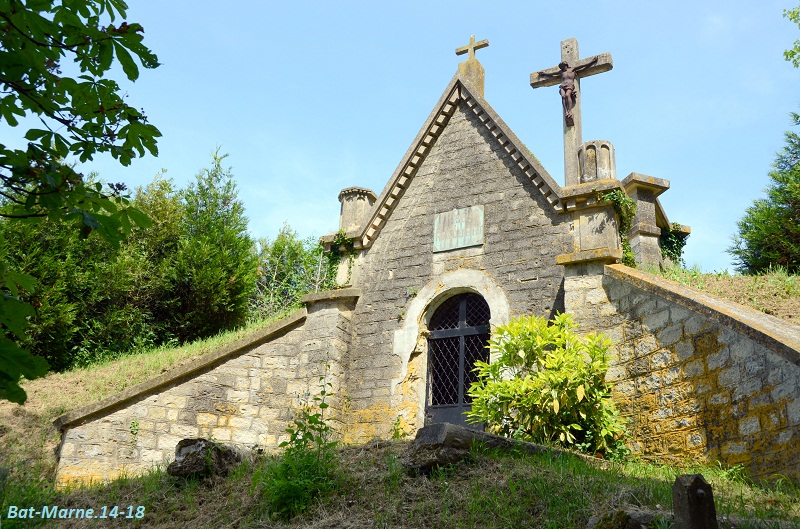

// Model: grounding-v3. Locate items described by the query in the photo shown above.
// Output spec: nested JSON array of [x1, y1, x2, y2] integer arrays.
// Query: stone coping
[[621, 172, 670, 196], [606, 264, 800, 364], [556, 248, 622, 265], [560, 178, 621, 201], [53, 309, 308, 430], [300, 287, 361, 305]]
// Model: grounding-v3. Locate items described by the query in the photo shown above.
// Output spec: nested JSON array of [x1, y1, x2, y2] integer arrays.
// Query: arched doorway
[[425, 292, 490, 429]]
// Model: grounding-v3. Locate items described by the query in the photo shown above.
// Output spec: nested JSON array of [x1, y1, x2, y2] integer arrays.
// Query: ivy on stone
[[601, 189, 637, 268], [660, 222, 689, 267]]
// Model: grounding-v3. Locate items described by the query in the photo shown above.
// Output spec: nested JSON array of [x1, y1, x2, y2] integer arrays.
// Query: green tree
[[785, 6, 800, 67], [0, 0, 160, 402], [252, 225, 323, 320], [728, 113, 800, 274], [169, 151, 259, 342], [0, 176, 162, 371]]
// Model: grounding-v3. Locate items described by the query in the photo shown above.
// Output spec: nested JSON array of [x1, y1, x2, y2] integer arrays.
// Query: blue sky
[[70, 1, 800, 272]]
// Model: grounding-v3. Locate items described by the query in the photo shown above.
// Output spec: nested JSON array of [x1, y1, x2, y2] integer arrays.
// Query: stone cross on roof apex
[[455, 35, 489, 62]]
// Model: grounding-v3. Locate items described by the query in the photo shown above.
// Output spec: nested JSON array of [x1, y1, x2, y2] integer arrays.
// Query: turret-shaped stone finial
[[338, 187, 377, 233], [456, 35, 489, 97]]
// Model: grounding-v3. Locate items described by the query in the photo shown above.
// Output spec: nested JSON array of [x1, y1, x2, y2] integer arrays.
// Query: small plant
[[466, 313, 628, 459], [129, 419, 140, 455], [252, 367, 339, 520], [391, 416, 409, 440], [602, 189, 638, 268]]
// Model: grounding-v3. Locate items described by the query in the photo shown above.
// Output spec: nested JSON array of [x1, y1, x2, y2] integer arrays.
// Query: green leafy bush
[[467, 313, 628, 458], [253, 373, 339, 520]]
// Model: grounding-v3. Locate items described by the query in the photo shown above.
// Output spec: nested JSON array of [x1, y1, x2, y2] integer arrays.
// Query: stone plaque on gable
[[433, 205, 484, 252]]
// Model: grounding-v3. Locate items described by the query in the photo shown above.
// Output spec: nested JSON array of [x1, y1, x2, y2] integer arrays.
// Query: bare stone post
[[672, 474, 719, 529]]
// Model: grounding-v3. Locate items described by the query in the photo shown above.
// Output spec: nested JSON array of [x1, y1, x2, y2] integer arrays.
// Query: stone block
[[706, 349, 731, 372], [675, 340, 695, 361], [225, 389, 250, 403], [159, 395, 188, 408], [634, 335, 658, 356], [231, 429, 260, 445], [683, 360, 705, 377], [651, 350, 674, 369], [772, 378, 798, 401], [732, 378, 762, 401], [211, 428, 233, 442], [717, 367, 742, 388], [156, 434, 185, 451], [169, 424, 200, 438], [739, 417, 760, 436], [643, 309, 670, 332], [788, 399, 800, 426], [683, 314, 708, 337], [707, 392, 729, 406], [657, 324, 683, 347]]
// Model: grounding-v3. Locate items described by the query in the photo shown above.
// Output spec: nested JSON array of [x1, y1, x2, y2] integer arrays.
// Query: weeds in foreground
[[2, 441, 799, 528], [251, 368, 340, 520]]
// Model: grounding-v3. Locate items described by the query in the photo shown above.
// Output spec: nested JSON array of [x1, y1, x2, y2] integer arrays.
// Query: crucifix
[[530, 38, 612, 187]]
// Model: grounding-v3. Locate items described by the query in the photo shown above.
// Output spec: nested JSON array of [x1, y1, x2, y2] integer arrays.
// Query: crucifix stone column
[[530, 38, 612, 187]]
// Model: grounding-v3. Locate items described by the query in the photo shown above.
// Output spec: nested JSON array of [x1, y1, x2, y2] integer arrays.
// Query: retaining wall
[[53, 291, 358, 488], [566, 263, 800, 480]]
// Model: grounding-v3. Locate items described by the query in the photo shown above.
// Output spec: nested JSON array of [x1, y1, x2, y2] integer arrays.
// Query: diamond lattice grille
[[463, 333, 490, 403], [429, 296, 461, 331], [429, 337, 460, 405], [465, 294, 490, 327]]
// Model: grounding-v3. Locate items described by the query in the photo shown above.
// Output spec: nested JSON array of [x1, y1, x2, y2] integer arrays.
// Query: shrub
[[466, 313, 628, 458]]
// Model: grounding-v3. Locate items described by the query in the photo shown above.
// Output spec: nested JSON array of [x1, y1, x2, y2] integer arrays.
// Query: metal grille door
[[426, 293, 490, 428]]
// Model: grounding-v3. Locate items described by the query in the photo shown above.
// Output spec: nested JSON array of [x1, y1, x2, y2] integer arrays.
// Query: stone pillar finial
[[456, 35, 489, 97], [338, 187, 377, 233]]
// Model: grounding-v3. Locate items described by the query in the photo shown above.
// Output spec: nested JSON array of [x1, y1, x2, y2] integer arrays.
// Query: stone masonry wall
[[344, 100, 572, 441], [565, 263, 800, 481], [54, 293, 357, 488]]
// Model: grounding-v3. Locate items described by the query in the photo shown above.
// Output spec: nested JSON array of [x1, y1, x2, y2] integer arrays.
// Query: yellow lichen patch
[[55, 464, 148, 490]]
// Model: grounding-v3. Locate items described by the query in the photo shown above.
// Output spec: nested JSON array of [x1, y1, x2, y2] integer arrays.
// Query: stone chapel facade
[[54, 39, 800, 486]]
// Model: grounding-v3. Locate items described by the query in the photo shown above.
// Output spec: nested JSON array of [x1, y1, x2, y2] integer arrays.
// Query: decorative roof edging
[[53, 308, 308, 430], [356, 71, 567, 250]]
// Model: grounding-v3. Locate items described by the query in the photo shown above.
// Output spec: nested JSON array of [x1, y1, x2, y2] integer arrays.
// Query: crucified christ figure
[[538, 57, 598, 126]]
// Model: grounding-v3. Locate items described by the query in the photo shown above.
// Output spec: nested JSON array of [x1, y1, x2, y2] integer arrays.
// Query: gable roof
[[355, 72, 567, 250]]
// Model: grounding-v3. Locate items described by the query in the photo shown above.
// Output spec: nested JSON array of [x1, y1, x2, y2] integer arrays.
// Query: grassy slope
[[648, 265, 800, 326], [6, 441, 800, 529]]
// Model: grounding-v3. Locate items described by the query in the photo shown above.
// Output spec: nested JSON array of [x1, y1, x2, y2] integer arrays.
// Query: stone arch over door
[[390, 269, 511, 431]]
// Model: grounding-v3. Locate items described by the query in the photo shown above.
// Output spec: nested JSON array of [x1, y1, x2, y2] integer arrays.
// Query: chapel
[[53, 37, 800, 487]]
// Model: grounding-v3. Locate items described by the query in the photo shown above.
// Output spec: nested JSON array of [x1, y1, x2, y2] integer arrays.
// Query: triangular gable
[[356, 72, 566, 250]]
